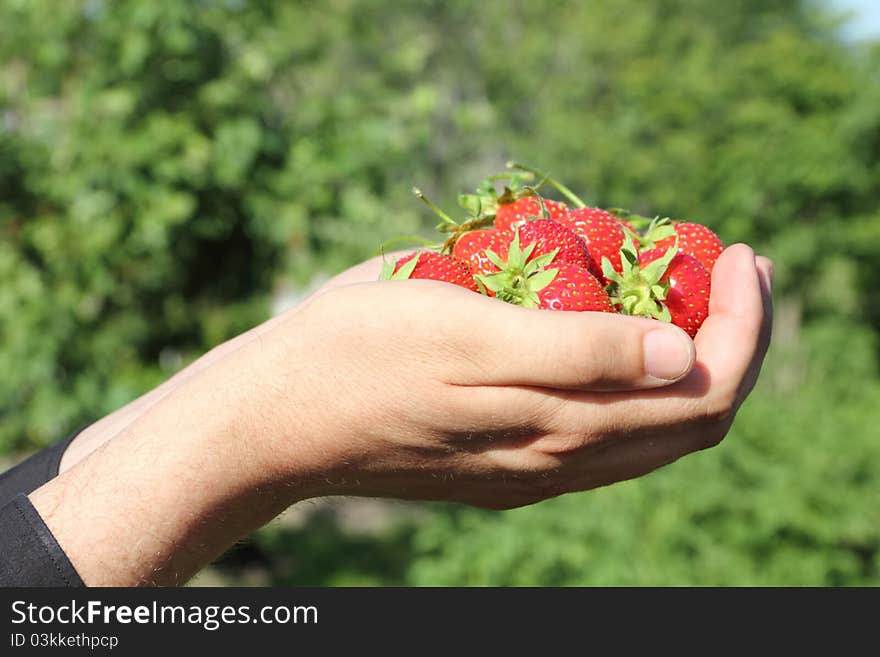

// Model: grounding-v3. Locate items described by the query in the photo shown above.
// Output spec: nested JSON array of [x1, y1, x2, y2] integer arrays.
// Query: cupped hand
[[252, 244, 772, 509]]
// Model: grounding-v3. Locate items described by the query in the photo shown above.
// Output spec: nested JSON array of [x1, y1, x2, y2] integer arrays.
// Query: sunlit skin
[[32, 245, 772, 586]]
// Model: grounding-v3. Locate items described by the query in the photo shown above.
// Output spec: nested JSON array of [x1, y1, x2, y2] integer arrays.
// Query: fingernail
[[644, 329, 693, 381]]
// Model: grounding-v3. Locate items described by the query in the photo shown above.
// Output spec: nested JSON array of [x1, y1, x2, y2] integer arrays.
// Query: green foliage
[[1, 0, 878, 584], [403, 320, 880, 586]]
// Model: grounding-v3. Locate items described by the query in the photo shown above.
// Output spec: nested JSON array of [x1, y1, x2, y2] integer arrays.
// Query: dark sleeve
[[0, 425, 88, 507], [0, 494, 84, 586], [0, 426, 89, 587]]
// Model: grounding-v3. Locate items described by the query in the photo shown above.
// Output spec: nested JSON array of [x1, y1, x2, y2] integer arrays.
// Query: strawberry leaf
[[486, 249, 508, 270], [458, 194, 483, 217], [643, 216, 676, 243], [527, 249, 559, 272], [389, 254, 420, 280], [601, 256, 621, 284], [380, 258, 395, 280], [475, 272, 512, 294], [639, 242, 678, 284], [527, 267, 559, 292]]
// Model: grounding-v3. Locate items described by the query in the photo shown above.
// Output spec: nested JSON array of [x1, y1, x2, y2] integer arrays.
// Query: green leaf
[[380, 258, 395, 280], [527, 267, 559, 292], [389, 254, 420, 280], [486, 249, 507, 269], [527, 249, 558, 271], [640, 242, 678, 284], [475, 272, 512, 293], [458, 193, 482, 217], [601, 257, 620, 283], [486, 249, 507, 270], [520, 241, 537, 263]]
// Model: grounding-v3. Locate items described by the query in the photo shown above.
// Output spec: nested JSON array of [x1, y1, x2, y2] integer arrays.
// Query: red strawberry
[[512, 219, 594, 272], [476, 234, 612, 312], [454, 220, 597, 300], [638, 248, 710, 337], [654, 222, 724, 273], [455, 220, 595, 277], [452, 228, 511, 276], [492, 165, 625, 283], [534, 264, 615, 312], [604, 237, 710, 337], [493, 197, 570, 233], [617, 219, 638, 236], [561, 207, 628, 284], [382, 252, 479, 292]]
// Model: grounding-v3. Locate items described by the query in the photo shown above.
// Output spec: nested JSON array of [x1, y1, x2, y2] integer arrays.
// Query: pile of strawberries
[[381, 163, 723, 338]]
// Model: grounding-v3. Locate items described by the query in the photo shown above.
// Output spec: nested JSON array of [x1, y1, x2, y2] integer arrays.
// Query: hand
[[253, 243, 771, 509], [56, 250, 417, 472], [33, 243, 771, 584]]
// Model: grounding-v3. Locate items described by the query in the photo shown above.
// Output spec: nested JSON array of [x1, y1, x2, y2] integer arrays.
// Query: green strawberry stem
[[474, 231, 560, 308], [462, 170, 550, 222], [413, 187, 458, 230], [607, 208, 649, 230], [637, 215, 676, 245], [506, 161, 587, 209], [379, 252, 420, 281], [522, 185, 551, 220], [374, 235, 440, 257], [412, 186, 495, 253], [603, 235, 677, 323]]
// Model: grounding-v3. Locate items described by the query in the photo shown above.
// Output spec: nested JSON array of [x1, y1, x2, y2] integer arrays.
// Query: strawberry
[[533, 264, 615, 312], [452, 228, 512, 276], [493, 196, 570, 233], [476, 232, 612, 312], [609, 211, 724, 274], [512, 219, 594, 271], [618, 214, 724, 274], [654, 222, 724, 273], [637, 248, 710, 337], [381, 252, 479, 292], [500, 163, 626, 282], [560, 207, 628, 284], [617, 219, 638, 236], [455, 220, 597, 281], [605, 208, 651, 237], [603, 237, 710, 337]]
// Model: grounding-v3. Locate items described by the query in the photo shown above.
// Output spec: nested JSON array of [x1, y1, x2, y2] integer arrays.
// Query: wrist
[[28, 321, 336, 585], [209, 316, 342, 501]]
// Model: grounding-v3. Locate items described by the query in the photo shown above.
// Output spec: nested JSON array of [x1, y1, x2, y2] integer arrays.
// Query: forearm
[[57, 251, 409, 476], [30, 324, 328, 586]]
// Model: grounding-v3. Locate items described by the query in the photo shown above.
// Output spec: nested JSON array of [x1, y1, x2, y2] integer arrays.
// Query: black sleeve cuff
[[0, 425, 89, 508], [0, 494, 84, 587]]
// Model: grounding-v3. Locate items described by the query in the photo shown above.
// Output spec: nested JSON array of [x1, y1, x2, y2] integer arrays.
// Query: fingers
[[452, 302, 696, 391], [556, 247, 768, 425], [755, 255, 774, 346], [440, 248, 775, 505], [475, 247, 772, 450], [690, 244, 766, 404], [742, 254, 774, 401]]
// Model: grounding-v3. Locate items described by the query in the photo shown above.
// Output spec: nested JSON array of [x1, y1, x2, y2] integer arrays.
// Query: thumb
[[455, 303, 696, 391]]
